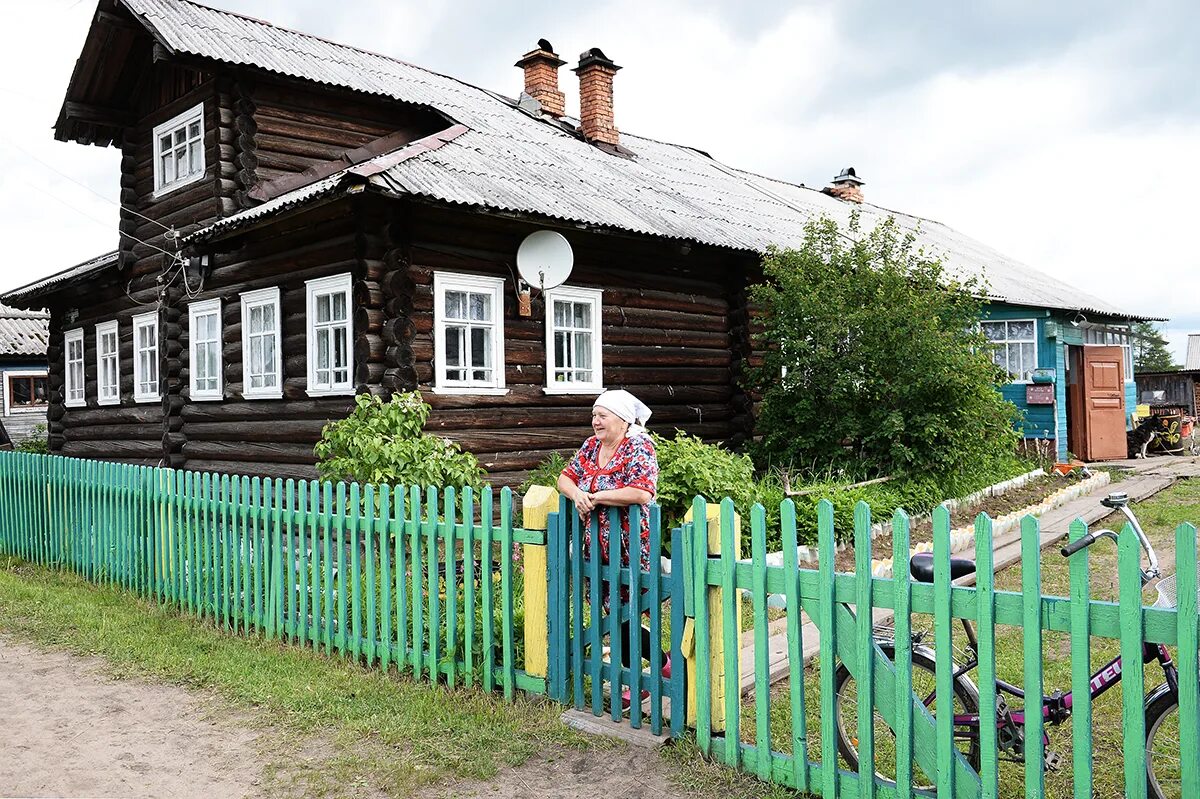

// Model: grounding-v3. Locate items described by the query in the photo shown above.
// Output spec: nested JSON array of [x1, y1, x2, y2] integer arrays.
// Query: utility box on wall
[[1026, 384, 1055, 405]]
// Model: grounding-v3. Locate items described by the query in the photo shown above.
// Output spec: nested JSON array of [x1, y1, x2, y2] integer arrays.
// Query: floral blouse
[[560, 433, 659, 572]]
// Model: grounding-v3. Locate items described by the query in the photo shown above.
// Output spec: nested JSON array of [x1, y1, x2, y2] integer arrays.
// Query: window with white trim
[[132, 312, 159, 403], [95, 321, 120, 405], [1083, 325, 1135, 382], [241, 287, 282, 399], [434, 272, 506, 392], [189, 299, 223, 400], [153, 103, 206, 195], [306, 274, 353, 396], [64, 328, 85, 407], [981, 319, 1037, 383], [4, 371, 48, 415], [544, 286, 602, 391]]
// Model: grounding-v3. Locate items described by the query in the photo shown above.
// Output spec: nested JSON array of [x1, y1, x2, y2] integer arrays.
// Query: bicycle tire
[[1145, 684, 1183, 799], [833, 645, 981, 789]]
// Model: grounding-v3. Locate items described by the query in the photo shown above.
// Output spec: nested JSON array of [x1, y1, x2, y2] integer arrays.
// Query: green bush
[[314, 392, 485, 490], [518, 451, 569, 495], [15, 424, 49, 454], [746, 213, 1021, 482], [650, 431, 756, 528]]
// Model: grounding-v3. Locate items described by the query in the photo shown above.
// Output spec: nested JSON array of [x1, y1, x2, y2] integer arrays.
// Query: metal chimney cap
[[833, 166, 865, 186], [574, 47, 621, 72]]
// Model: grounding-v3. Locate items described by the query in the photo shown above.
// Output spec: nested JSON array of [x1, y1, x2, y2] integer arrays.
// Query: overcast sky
[[1, 0, 1195, 361]]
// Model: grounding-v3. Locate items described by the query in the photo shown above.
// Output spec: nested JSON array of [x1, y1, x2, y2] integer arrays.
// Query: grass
[[0, 554, 590, 797], [667, 477, 1200, 798]]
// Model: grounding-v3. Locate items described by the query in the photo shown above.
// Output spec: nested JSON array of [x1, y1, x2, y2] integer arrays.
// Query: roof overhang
[[0, 251, 121, 308]]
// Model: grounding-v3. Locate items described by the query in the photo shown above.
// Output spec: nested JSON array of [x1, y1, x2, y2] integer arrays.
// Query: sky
[[1, 0, 1195, 362]]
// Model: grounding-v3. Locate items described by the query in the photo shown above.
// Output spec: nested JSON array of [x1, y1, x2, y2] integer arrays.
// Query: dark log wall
[[395, 202, 757, 487], [248, 82, 441, 183], [176, 200, 367, 479]]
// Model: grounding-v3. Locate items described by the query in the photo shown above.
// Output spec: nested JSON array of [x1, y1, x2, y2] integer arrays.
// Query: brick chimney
[[572, 48, 621, 146], [515, 39, 567, 118], [824, 167, 865, 203]]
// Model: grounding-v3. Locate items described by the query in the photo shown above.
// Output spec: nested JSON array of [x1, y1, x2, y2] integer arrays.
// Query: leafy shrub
[[314, 392, 485, 490], [651, 431, 756, 529], [15, 424, 49, 454], [746, 213, 1021, 482], [518, 451, 569, 495]]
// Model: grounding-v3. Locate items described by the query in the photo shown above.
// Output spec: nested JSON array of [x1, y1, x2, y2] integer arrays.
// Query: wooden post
[[522, 485, 558, 678], [682, 502, 740, 731]]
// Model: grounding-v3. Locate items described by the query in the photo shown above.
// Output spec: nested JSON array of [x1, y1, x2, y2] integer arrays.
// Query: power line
[[0, 134, 174, 234], [28, 183, 181, 261]]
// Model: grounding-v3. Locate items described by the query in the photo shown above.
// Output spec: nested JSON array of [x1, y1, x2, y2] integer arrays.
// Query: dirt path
[[0, 637, 266, 799], [0, 636, 693, 799]]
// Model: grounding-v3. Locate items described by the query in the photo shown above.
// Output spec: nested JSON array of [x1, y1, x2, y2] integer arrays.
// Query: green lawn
[[0, 554, 589, 797], [669, 477, 1200, 799]]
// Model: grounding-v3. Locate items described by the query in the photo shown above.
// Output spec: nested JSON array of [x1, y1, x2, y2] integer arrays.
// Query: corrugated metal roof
[[0, 304, 49, 357], [1, 251, 120, 307], [1187, 334, 1200, 371], [124, 0, 1153, 320]]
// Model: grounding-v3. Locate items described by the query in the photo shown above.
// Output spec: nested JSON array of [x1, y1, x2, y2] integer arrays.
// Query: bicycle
[[832, 491, 1188, 798]]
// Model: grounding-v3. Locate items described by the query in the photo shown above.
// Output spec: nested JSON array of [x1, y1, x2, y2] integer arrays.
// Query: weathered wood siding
[[392, 203, 754, 486], [175, 199, 378, 478]]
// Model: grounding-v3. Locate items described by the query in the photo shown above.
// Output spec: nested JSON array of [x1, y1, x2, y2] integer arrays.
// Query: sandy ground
[[0, 638, 265, 799], [0, 636, 693, 799]]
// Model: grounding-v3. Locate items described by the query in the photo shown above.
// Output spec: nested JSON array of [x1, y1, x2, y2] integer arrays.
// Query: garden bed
[[793, 469, 1102, 575]]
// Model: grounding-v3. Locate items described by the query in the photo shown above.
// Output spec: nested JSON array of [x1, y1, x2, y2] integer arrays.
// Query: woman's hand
[[572, 489, 596, 517]]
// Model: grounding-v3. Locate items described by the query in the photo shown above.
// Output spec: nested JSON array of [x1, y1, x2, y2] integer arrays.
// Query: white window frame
[[433, 272, 507, 395], [981, 318, 1038, 384], [95, 320, 120, 406], [152, 103, 206, 196], [305, 273, 355, 397], [64, 328, 85, 408], [544, 285, 603, 393], [132, 311, 159, 403], [189, 298, 223, 401], [241, 287, 283, 400], [3, 370, 49, 416]]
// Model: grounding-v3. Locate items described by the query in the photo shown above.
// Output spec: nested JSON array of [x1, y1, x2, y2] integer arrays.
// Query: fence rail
[[2, 449, 1198, 799], [0, 451, 541, 697]]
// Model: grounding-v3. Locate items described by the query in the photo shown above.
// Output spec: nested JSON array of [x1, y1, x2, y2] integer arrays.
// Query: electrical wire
[[28, 183, 181, 261], [0, 134, 174, 234]]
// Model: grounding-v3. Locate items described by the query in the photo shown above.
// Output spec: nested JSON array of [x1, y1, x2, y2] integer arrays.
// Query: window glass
[[545, 288, 602, 389], [434, 274, 506, 391], [306, 275, 353, 395], [153, 104, 205, 193], [982, 319, 1037, 382]]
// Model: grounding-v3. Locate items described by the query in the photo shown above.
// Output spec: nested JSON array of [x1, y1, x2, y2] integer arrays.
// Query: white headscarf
[[594, 389, 653, 437]]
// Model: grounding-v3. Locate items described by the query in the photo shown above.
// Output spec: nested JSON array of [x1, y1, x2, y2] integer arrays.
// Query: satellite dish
[[516, 230, 573, 290]]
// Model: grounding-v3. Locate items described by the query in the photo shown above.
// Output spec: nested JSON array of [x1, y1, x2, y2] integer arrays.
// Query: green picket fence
[[0, 451, 545, 697], [679, 495, 1200, 799]]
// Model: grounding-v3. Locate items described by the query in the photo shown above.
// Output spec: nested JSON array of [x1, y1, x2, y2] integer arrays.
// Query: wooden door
[[1066, 346, 1085, 458], [1080, 346, 1127, 461]]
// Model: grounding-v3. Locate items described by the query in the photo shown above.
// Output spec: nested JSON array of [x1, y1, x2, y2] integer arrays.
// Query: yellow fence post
[[522, 484, 558, 678], [683, 502, 740, 731]]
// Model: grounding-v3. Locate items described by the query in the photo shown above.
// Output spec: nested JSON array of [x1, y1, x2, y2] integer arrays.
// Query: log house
[[4, 0, 1157, 477]]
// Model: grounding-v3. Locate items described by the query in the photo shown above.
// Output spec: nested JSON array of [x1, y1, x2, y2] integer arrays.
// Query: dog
[[1127, 416, 1158, 459]]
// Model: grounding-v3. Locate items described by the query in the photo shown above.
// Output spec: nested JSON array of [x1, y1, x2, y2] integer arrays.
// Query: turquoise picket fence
[[3, 448, 1198, 799], [0, 450, 545, 697], [676, 495, 1200, 799]]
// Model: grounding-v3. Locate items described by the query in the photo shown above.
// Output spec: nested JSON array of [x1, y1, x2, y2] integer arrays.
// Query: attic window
[[153, 103, 206, 195]]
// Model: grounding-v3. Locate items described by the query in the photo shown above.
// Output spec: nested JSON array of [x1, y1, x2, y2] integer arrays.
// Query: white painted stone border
[[870, 469, 1111, 578]]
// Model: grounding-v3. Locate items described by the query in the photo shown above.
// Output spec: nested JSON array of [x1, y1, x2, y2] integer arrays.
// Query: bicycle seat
[[909, 552, 976, 584], [1100, 492, 1129, 509]]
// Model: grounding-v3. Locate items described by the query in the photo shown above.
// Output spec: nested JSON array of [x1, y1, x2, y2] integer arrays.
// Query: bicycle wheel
[[1145, 685, 1182, 799], [834, 646, 981, 789]]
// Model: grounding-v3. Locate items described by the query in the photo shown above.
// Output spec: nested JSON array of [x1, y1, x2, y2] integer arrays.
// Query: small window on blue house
[[982, 319, 1037, 383]]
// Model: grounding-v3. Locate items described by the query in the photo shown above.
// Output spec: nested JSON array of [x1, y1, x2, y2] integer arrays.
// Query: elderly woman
[[556, 389, 659, 575], [557, 390, 665, 700]]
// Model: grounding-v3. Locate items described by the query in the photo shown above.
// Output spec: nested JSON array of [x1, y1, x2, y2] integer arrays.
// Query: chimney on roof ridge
[[573, 47, 621, 146], [515, 39, 567, 118], [824, 166, 865, 203]]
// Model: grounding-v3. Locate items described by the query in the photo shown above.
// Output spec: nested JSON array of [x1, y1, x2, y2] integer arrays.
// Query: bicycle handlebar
[[1060, 533, 1096, 557], [1060, 494, 1160, 582]]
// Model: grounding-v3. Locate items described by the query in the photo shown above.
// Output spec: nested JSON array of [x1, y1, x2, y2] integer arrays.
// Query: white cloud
[[0, 0, 1194, 364]]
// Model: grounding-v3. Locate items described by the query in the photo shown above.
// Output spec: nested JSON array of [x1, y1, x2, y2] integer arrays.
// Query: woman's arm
[[557, 473, 595, 515], [590, 486, 652, 507]]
